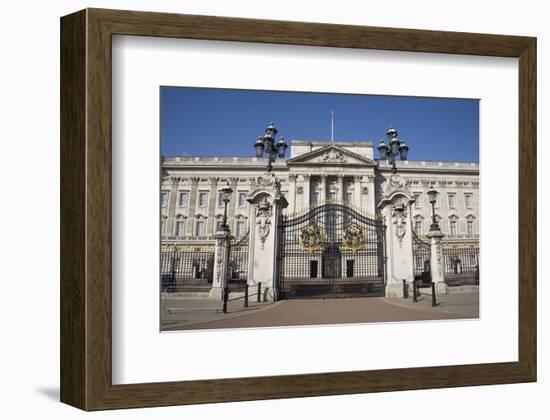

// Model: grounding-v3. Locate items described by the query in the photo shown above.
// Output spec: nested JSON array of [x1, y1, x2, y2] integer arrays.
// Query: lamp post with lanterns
[[377, 126, 409, 174], [219, 182, 233, 232], [254, 122, 288, 172], [427, 189, 440, 231]]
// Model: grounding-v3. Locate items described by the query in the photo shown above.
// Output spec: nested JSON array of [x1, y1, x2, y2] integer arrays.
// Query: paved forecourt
[[162, 292, 478, 331]]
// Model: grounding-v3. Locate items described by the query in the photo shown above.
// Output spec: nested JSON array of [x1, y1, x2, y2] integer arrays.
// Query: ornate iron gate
[[412, 231, 432, 286], [227, 231, 250, 291], [277, 203, 386, 299]]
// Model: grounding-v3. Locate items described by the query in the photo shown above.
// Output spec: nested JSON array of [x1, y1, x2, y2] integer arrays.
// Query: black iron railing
[[442, 244, 479, 286], [160, 246, 215, 293]]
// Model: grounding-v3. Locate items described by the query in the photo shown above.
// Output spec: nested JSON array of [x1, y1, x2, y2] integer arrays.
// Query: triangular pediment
[[286, 145, 375, 166]]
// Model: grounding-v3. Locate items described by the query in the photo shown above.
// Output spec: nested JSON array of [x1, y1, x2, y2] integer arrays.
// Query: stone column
[[206, 177, 219, 235], [185, 177, 200, 235], [378, 174, 415, 297], [353, 175, 362, 209], [319, 174, 327, 203], [302, 174, 311, 210], [427, 229, 447, 294], [210, 230, 231, 300], [337, 175, 344, 202], [365, 174, 376, 215], [165, 177, 180, 235], [288, 174, 297, 213], [247, 172, 288, 301]]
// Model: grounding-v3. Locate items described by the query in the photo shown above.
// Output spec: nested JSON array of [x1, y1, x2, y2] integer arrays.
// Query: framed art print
[[60, 8, 536, 410]]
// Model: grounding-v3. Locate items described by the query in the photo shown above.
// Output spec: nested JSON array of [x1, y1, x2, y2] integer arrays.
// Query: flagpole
[[331, 110, 334, 142]]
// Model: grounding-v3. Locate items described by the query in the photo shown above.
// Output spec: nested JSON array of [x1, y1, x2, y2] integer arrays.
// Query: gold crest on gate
[[342, 224, 366, 254], [299, 224, 325, 255]]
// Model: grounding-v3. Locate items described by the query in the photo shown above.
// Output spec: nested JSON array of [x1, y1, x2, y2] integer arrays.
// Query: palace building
[[160, 127, 479, 299], [161, 142, 479, 243]]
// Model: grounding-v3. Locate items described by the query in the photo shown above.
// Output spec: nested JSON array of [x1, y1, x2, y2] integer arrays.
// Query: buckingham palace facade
[[161, 140, 479, 243], [160, 134, 479, 299]]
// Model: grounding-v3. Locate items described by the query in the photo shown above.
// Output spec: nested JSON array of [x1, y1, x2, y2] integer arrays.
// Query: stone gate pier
[[378, 174, 415, 297], [246, 172, 288, 301]]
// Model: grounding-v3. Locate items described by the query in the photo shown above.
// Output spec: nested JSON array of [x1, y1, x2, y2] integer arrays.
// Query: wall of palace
[[161, 141, 479, 244]]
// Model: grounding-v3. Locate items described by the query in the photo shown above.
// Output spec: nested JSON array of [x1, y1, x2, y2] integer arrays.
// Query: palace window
[[345, 192, 353, 204], [175, 220, 185, 237], [346, 260, 355, 277], [198, 192, 208, 207], [450, 220, 458, 236], [329, 190, 337, 201], [238, 192, 247, 207], [465, 193, 473, 209], [218, 191, 224, 207], [311, 191, 319, 205], [160, 218, 166, 234], [467, 220, 475, 236], [310, 260, 318, 278], [414, 221, 422, 235], [448, 193, 456, 209], [161, 191, 169, 207], [178, 191, 188, 207], [173, 257, 181, 271], [216, 220, 224, 232], [414, 193, 421, 208], [236, 221, 246, 236], [195, 220, 205, 236]]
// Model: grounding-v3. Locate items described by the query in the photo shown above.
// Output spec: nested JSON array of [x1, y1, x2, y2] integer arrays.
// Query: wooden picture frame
[[60, 8, 536, 411]]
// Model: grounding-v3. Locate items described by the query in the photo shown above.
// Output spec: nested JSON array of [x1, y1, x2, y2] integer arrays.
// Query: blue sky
[[161, 87, 479, 162]]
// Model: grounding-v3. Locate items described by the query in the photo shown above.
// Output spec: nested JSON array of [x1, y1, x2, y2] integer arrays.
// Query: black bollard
[[403, 279, 408, 299], [257, 282, 262, 302], [413, 280, 418, 303], [244, 284, 249, 308], [222, 287, 229, 314], [431, 282, 437, 307]]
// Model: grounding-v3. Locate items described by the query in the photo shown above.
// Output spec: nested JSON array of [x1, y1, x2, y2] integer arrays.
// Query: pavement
[[161, 290, 478, 331]]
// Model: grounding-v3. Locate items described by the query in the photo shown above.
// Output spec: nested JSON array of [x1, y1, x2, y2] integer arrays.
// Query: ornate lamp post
[[220, 182, 233, 232], [377, 126, 409, 174], [254, 122, 288, 172], [427, 189, 440, 231]]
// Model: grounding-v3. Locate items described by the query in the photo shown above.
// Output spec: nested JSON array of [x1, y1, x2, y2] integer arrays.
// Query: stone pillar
[[247, 172, 288, 301], [185, 177, 200, 235], [378, 174, 415, 297], [353, 175, 362, 209], [206, 177, 219, 235], [166, 177, 180, 235], [427, 229, 447, 294], [319, 174, 327, 203], [210, 230, 231, 300], [288, 174, 297, 213], [302, 174, 311, 209], [337, 175, 344, 202], [365, 174, 376, 216]]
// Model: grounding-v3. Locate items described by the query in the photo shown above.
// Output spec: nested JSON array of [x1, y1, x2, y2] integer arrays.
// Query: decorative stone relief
[[255, 196, 273, 249], [383, 173, 407, 197], [257, 173, 276, 187], [321, 149, 346, 163], [391, 199, 409, 246]]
